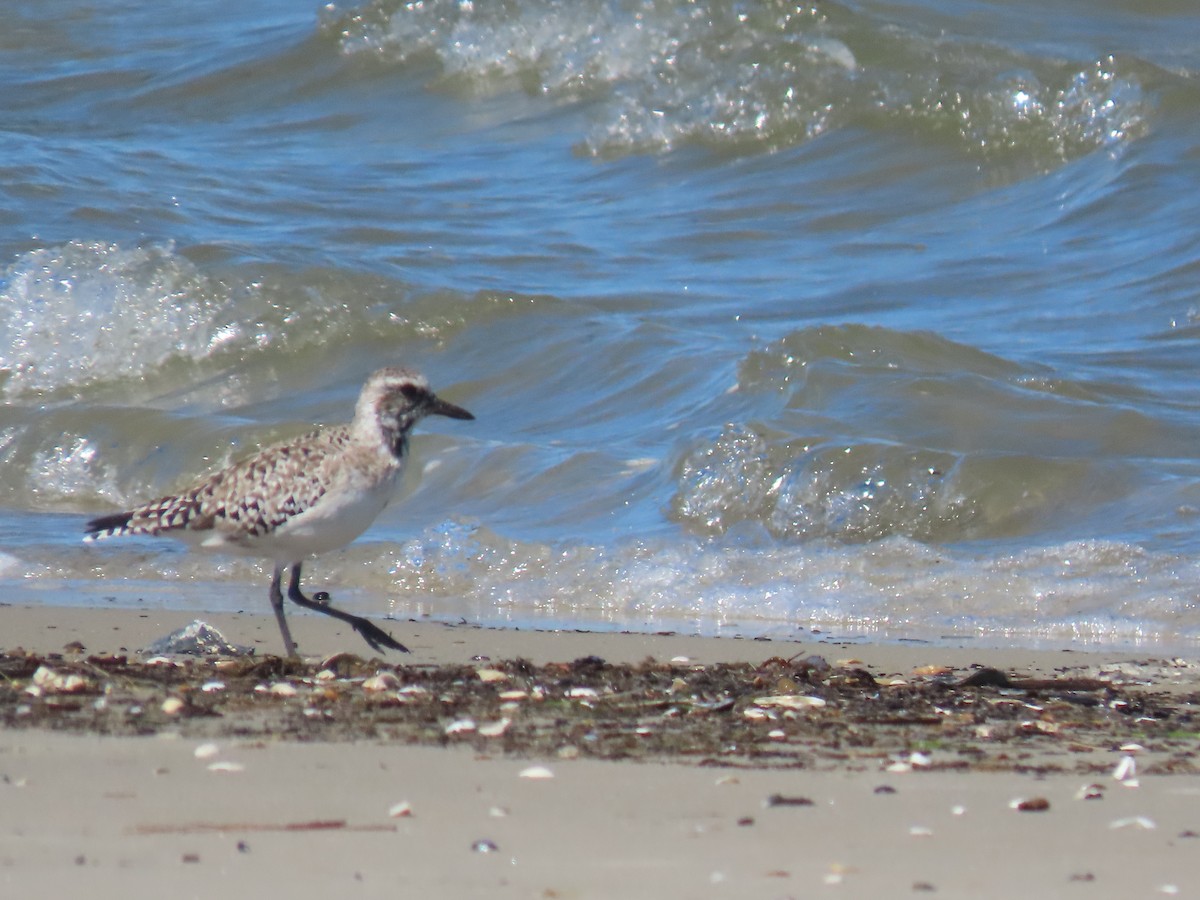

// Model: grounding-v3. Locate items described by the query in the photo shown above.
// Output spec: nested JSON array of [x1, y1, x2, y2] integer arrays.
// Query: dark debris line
[[2, 650, 1199, 774]]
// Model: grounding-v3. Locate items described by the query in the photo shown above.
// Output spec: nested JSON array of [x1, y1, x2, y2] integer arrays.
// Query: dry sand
[[2, 603, 1199, 898]]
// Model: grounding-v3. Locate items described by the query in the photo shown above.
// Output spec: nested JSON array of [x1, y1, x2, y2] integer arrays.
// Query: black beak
[[429, 396, 474, 421]]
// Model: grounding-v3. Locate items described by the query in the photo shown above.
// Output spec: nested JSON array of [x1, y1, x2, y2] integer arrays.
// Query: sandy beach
[[3, 604, 1199, 898]]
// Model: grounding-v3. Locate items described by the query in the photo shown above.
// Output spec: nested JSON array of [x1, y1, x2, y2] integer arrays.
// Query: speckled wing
[[84, 428, 346, 545]]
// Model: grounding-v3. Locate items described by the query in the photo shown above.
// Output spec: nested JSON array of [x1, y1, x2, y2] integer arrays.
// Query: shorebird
[[84, 367, 474, 657]]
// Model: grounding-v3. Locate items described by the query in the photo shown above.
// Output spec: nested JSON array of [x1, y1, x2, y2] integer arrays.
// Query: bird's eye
[[399, 383, 424, 401]]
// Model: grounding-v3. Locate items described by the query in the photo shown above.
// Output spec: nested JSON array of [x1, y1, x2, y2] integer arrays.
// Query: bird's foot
[[351, 619, 411, 654], [287, 585, 409, 654]]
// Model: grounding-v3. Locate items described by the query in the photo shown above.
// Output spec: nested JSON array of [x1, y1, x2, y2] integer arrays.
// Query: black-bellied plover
[[84, 367, 474, 657]]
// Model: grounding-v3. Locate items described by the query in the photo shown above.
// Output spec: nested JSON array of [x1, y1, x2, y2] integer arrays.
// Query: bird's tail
[[83, 511, 136, 541], [84, 494, 204, 541]]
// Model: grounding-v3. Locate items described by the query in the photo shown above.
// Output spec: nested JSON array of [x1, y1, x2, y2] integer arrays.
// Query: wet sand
[[2, 604, 1199, 897]]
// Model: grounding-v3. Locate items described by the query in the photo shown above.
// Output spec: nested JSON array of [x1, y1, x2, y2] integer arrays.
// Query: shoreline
[[3, 603, 1199, 896], [4, 600, 1189, 670]]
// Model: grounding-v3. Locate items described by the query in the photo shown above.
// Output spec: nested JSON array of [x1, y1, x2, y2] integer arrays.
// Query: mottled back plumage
[[85, 424, 357, 546]]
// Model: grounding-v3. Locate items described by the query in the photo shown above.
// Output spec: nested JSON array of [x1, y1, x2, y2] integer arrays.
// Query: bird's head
[[353, 367, 474, 452]]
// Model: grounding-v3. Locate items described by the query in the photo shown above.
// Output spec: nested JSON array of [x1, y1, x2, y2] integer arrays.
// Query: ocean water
[[2, 0, 1200, 650]]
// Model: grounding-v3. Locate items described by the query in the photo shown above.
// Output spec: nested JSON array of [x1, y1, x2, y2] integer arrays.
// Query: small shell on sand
[[254, 681, 298, 697], [30, 666, 90, 695], [911, 665, 952, 677], [478, 718, 511, 738], [752, 695, 827, 709], [1110, 816, 1156, 830], [160, 697, 185, 715], [887, 752, 932, 773], [518, 765, 554, 780], [1010, 797, 1050, 812], [1112, 755, 1137, 783], [362, 673, 400, 692]]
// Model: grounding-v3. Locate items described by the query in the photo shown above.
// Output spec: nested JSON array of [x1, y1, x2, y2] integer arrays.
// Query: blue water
[[2, 0, 1200, 649]]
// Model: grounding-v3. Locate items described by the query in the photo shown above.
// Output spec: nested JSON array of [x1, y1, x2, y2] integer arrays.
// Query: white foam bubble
[[0, 241, 244, 396], [29, 436, 112, 505]]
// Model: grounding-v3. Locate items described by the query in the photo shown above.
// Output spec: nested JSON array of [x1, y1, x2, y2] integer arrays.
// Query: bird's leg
[[285, 562, 410, 655], [268, 564, 299, 658]]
